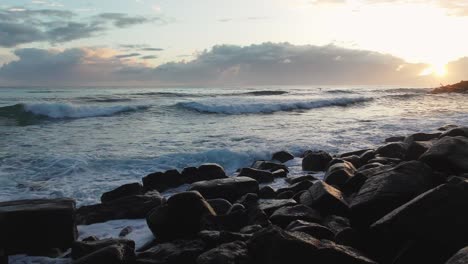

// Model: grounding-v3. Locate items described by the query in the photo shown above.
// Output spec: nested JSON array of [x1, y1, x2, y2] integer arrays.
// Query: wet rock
[[189, 177, 259, 202], [342, 155, 362, 169], [181, 167, 201, 184], [0, 198, 76, 255], [342, 165, 392, 196], [375, 142, 408, 159], [440, 127, 468, 138], [207, 199, 232, 215], [286, 220, 334, 240], [101, 183, 143, 203], [419, 136, 468, 173], [277, 180, 314, 195], [438, 124, 459, 131], [272, 151, 294, 163], [76, 190, 165, 225], [248, 226, 376, 264], [196, 241, 251, 264], [391, 240, 454, 264], [286, 175, 319, 184], [272, 169, 287, 178], [270, 205, 322, 228], [258, 186, 276, 199], [340, 149, 373, 158], [143, 169, 184, 192], [302, 150, 333, 171], [239, 225, 263, 234], [359, 150, 376, 164], [405, 140, 433, 160], [136, 239, 206, 264], [74, 244, 135, 264], [275, 190, 294, 199], [403, 132, 441, 144], [367, 156, 402, 166], [385, 136, 405, 143], [371, 179, 468, 252], [251, 160, 288, 172], [446, 246, 468, 264], [119, 226, 134, 237], [350, 161, 441, 228], [197, 163, 228, 181], [324, 161, 357, 189], [198, 230, 252, 248], [72, 238, 135, 259], [146, 191, 216, 241], [299, 181, 349, 217], [257, 199, 297, 216], [238, 168, 274, 183]]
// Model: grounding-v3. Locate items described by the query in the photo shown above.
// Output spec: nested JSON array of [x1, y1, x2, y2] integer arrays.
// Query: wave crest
[[177, 97, 372, 115]]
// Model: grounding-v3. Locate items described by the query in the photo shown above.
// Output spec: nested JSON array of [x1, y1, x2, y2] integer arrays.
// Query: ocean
[[1, 85, 467, 205]]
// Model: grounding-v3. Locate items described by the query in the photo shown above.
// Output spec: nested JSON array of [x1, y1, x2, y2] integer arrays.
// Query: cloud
[[1, 43, 466, 86], [0, 8, 161, 47], [115, 53, 141, 58], [142, 55, 158, 59]]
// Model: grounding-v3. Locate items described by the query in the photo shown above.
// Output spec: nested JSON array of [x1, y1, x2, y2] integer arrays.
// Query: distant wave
[[177, 97, 372, 114], [241, 91, 288, 96], [325, 89, 356, 94], [0, 102, 149, 121], [128, 90, 288, 98], [78, 96, 133, 103]]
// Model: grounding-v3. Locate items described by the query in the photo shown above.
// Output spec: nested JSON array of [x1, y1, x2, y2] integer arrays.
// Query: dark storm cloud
[[0, 8, 160, 47], [1, 43, 466, 86], [141, 55, 158, 59]]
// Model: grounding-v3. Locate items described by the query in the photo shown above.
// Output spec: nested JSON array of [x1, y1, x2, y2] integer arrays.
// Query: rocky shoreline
[[1, 125, 468, 264]]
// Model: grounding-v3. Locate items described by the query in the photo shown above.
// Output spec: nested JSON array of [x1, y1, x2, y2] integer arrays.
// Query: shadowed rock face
[[446, 246, 468, 264], [419, 136, 468, 173], [431, 81, 468, 94], [189, 177, 259, 202]]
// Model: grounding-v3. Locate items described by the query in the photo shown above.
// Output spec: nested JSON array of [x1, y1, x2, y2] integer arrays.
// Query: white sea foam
[[22, 102, 149, 119], [178, 96, 372, 114]]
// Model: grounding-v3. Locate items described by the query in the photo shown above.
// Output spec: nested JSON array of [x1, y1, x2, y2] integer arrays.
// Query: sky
[[0, 0, 467, 86]]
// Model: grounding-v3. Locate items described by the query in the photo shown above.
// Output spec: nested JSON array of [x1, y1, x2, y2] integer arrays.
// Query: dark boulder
[[181, 167, 201, 184], [371, 179, 468, 252], [196, 241, 251, 264], [350, 161, 441, 228], [405, 140, 433, 161], [286, 220, 334, 240], [240, 225, 263, 234], [446, 246, 468, 264], [257, 199, 297, 216], [189, 177, 259, 202], [438, 124, 459, 131], [324, 161, 357, 189], [198, 164, 228, 181], [238, 168, 274, 183], [136, 239, 206, 264], [276, 190, 294, 199], [342, 165, 392, 196], [277, 180, 314, 195], [143, 169, 184, 192], [359, 150, 376, 164], [198, 230, 252, 248], [390, 240, 455, 264], [101, 183, 143, 203], [0, 198, 76, 255], [272, 169, 287, 178], [258, 186, 276, 199], [367, 156, 402, 166], [251, 160, 288, 172], [72, 238, 135, 259], [248, 226, 377, 264], [76, 190, 165, 225], [339, 149, 373, 158], [269, 204, 321, 228], [286, 175, 319, 184], [419, 136, 468, 173], [272, 151, 294, 163], [302, 150, 332, 171], [207, 199, 232, 215], [146, 191, 216, 241], [440, 127, 468, 138], [375, 142, 408, 159], [403, 132, 441, 144], [299, 181, 349, 217], [74, 244, 135, 264], [385, 136, 405, 143], [431, 81, 468, 94]]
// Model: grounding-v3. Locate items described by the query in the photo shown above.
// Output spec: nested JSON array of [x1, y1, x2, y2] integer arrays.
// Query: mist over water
[[1, 85, 467, 205]]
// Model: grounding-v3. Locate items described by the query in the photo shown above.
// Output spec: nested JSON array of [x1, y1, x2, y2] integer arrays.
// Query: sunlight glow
[[419, 63, 448, 77]]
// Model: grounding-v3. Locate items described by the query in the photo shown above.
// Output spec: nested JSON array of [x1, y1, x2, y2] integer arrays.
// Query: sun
[[419, 63, 448, 77]]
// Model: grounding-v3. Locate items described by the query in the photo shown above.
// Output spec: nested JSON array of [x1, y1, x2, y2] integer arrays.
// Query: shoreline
[[1, 125, 468, 264]]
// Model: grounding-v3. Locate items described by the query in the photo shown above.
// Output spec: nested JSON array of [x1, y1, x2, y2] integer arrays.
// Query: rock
[[72, 238, 135, 259], [270, 205, 322, 228], [385, 136, 405, 143], [376, 142, 408, 159], [419, 136, 468, 173], [438, 124, 459, 131], [302, 150, 332, 171], [272, 151, 294, 163], [0, 198, 76, 255], [228, 203, 246, 214], [136, 239, 206, 264], [257, 199, 297, 216], [278, 180, 314, 195], [198, 163, 228, 181], [181, 167, 201, 183], [143, 169, 184, 192], [322, 215, 351, 234], [239, 225, 263, 234], [76, 190, 165, 225], [119, 226, 133, 237], [101, 183, 143, 203], [272, 169, 287, 178], [276, 190, 294, 199], [238, 168, 274, 183], [371, 179, 468, 252], [74, 244, 135, 264], [405, 140, 433, 160], [196, 241, 251, 264], [367, 156, 402, 165], [207, 199, 232, 215], [324, 161, 357, 189], [446, 246, 468, 264], [286, 175, 319, 184], [248, 226, 377, 264], [236, 193, 259, 207], [300, 181, 349, 217], [189, 177, 259, 202], [403, 132, 441, 144], [350, 161, 441, 228], [198, 230, 251, 248], [339, 149, 373, 158], [342, 155, 362, 169], [431, 80, 468, 94], [359, 150, 376, 164], [286, 220, 334, 240], [391, 240, 455, 264], [251, 160, 288, 172], [440, 127, 468, 138], [342, 165, 392, 196], [146, 191, 216, 241], [258, 186, 276, 199]]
